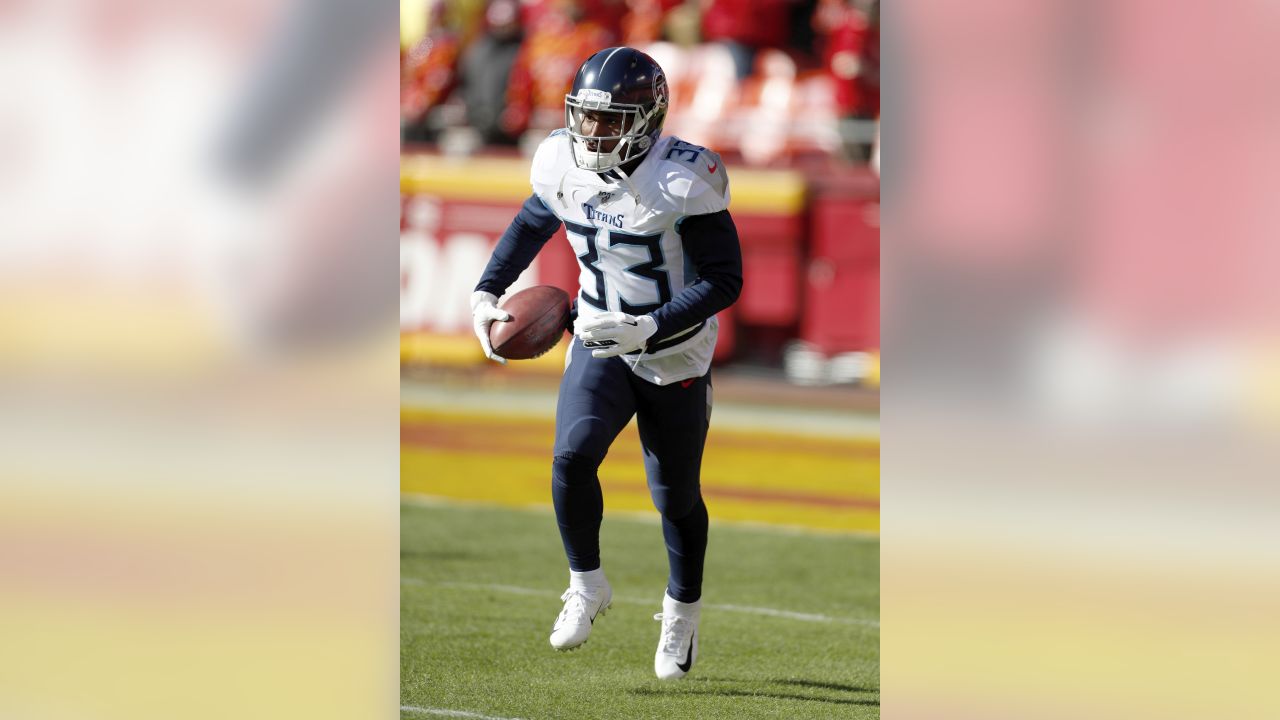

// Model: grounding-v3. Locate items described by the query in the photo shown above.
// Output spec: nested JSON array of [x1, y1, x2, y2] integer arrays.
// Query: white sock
[[569, 568, 607, 591], [664, 592, 701, 616]]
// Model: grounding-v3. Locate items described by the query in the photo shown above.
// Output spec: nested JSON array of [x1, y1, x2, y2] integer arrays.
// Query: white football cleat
[[549, 582, 612, 651], [653, 592, 701, 680]]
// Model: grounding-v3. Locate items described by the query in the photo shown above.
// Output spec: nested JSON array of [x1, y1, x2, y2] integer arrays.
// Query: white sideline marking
[[401, 705, 525, 720], [712, 603, 879, 627], [442, 582, 550, 597], [410, 580, 879, 628]]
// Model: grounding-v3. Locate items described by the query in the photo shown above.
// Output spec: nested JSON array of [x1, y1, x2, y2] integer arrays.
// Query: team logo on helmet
[[576, 88, 612, 110], [653, 71, 668, 108]]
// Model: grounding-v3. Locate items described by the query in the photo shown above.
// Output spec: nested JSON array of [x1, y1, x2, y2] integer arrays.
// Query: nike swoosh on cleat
[[680, 379, 695, 388], [678, 630, 694, 673]]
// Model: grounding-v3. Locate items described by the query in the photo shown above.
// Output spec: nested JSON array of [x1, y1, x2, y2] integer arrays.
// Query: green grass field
[[401, 500, 879, 719]]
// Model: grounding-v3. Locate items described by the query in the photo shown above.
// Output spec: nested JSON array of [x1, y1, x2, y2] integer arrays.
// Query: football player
[[471, 47, 742, 680]]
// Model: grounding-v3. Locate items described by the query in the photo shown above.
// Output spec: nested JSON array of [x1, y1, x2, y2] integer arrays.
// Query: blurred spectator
[[504, 0, 615, 137], [520, 0, 630, 38], [459, 0, 525, 145], [402, 0, 489, 49], [401, 1, 462, 142], [813, 0, 877, 116], [452, 0, 495, 46], [584, 0, 631, 38], [814, 0, 878, 157], [398, 0, 880, 170], [622, 0, 682, 45], [788, 0, 822, 66], [663, 0, 703, 46], [701, 0, 795, 79]]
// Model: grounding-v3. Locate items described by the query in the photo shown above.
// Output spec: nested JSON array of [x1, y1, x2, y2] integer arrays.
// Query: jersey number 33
[[565, 220, 672, 316]]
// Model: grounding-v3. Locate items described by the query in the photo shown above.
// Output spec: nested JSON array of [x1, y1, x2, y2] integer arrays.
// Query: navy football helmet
[[565, 47, 669, 172]]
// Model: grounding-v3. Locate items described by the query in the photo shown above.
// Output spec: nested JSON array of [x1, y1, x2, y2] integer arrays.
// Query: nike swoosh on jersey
[[707, 162, 718, 174], [678, 630, 695, 672]]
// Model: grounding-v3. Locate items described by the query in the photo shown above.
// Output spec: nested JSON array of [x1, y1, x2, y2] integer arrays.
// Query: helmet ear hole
[[636, 136, 651, 150]]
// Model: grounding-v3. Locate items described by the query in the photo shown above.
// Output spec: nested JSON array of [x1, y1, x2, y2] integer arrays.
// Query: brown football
[[490, 285, 571, 360]]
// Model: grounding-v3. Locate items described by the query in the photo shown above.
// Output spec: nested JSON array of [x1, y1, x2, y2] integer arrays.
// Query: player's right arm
[[474, 193, 562, 297], [471, 192, 563, 363]]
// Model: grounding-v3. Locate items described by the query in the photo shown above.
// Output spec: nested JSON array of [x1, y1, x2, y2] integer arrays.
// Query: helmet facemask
[[565, 88, 663, 172]]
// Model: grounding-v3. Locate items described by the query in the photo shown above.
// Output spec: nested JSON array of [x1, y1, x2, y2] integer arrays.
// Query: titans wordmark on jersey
[[530, 131, 731, 385]]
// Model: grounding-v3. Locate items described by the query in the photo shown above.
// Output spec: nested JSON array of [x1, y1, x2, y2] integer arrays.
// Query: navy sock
[[662, 496, 708, 603]]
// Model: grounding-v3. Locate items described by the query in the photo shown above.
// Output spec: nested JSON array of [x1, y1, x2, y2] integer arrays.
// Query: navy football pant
[[552, 340, 711, 604]]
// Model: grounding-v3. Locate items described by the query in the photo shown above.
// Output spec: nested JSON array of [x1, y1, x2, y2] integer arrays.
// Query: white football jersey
[[530, 131, 731, 385]]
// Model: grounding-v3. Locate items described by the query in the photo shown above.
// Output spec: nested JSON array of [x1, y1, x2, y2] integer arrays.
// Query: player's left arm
[[647, 210, 743, 342], [645, 146, 742, 342]]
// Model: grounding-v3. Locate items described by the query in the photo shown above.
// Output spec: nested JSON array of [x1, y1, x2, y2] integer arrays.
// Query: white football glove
[[575, 312, 658, 358], [470, 290, 512, 364]]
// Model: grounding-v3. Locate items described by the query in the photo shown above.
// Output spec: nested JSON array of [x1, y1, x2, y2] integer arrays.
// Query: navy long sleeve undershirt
[[649, 209, 743, 343], [474, 194, 563, 296]]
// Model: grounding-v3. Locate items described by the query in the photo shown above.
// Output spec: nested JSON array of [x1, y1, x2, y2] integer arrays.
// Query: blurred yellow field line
[[401, 406, 876, 447], [401, 407, 879, 533], [400, 154, 807, 214]]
